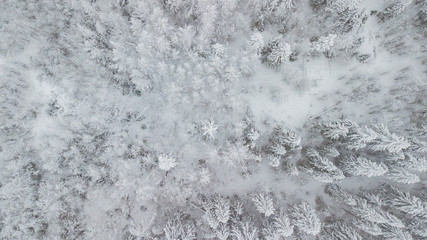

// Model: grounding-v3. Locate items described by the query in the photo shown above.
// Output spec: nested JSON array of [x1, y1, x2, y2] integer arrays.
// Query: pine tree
[[232, 221, 259, 240], [369, 124, 410, 153], [319, 119, 354, 140], [383, 0, 412, 17], [269, 126, 301, 154], [386, 169, 420, 184], [268, 154, 281, 168], [399, 154, 427, 173], [164, 218, 196, 240], [215, 197, 231, 224], [158, 153, 177, 171], [355, 220, 383, 236], [381, 225, 413, 240], [384, 185, 427, 218], [201, 119, 219, 139], [346, 125, 378, 150], [267, 40, 292, 66], [352, 199, 405, 228], [290, 202, 321, 236], [311, 34, 337, 53], [327, 0, 361, 13], [325, 184, 358, 206], [304, 148, 345, 183], [245, 127, 260, 149], [216, 223, 230, 240], [273, 211, 294, 237], [324, 222, 363, 240], [252, 193, 275, 217], [248, 32, 264, 54], [342, 155, 388, 177]]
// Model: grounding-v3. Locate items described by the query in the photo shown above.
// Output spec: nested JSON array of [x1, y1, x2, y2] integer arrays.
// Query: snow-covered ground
[[1, 0, 426, 239]]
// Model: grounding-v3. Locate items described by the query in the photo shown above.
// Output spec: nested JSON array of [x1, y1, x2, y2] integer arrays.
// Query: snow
[[1, 0, 426, 239]]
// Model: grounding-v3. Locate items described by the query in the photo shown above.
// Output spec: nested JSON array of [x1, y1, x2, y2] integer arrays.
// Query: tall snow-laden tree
[[318, 119, 355, 140], [323, 222, 363, 240], [304, 148, 345, 183], [158, 153, 178, 171], [232, 221, 259, 240], [342, 155, 388, 177], [273, 211, 294, 237], [311, 34, 337, 53], [266, 40, 292, 67], [381, 225, 413, 240], [252, 193, 275, 217], [326, 0, 361, 13], [383, 0, 413, 17], [325, 184, 358, 206], [290, 202, 321, 236], [352, 199, 405, 228], [248, 32, 265, 54], [369, 124, 411, 153], [399, 154, 427, 173], [355, 220, 383, 236], [386, 169, 420, 184], [383, 185, 427, 218], [215, 197, 231, 224], [164, 218, 196, 240]]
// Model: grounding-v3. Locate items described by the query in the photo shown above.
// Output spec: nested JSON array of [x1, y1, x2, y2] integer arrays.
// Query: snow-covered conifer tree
[[290, 202, 321, 236], [248, 32, 265, 54], [252, 193, 275, 217], [266, 40, 292, 66], [215, 197, 231, 224], [319, 119, 355, 140], [273, 211, 294, 237], [383, 0, 413, 17], [323, 222, 363, 240], [384, 185, 427, 217], [325, 184, 358, 206], [232, 221, 259, 240], [158, 153, 177, 171], [386, 169, 420, 184], [304, 148, 345, 183], [311, 34, 337, 53], [342, 155, 388, 177], [201, 119, 219, 139], [355, 220, 383, 236], [370, 124, 410, 153], [352, 199, 404, 228], [399, 154, 427, 173]]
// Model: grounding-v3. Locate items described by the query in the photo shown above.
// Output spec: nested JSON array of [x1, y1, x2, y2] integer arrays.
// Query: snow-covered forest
[[0, 0, 426, 239]]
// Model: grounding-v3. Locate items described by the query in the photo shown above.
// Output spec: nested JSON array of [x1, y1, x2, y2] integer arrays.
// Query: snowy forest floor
[[1, 0, 426, 240]]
